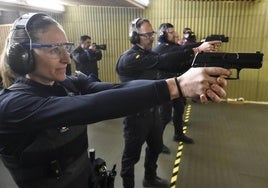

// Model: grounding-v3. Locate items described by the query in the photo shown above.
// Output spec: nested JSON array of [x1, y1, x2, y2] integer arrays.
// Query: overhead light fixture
[[0, 0, 65, 13], [126, 0, 150, 9], [133, 0, 149, 6], [26, 0, 65, 12]]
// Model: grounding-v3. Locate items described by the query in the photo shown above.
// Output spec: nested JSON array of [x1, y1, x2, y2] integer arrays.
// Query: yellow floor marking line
[[169, 104, 192, 188]]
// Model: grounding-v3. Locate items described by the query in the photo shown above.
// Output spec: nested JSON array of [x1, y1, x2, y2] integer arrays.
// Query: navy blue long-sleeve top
[[0, 75, 170, 155], [116, 44, 194, 82]]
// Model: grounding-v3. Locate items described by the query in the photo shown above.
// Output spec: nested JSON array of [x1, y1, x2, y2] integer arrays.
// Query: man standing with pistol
[[153, 22, 220, 153], [116, 18, 220, 188]]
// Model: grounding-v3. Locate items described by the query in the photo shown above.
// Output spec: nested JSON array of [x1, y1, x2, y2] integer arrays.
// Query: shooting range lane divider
[[221, 97, 268, 105], [169, 104, 192, 188]]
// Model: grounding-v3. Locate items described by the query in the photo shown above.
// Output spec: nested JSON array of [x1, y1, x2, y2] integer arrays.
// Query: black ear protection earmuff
[[6, 13, 48, 75], [158, 23, 169, 41], [129, 18, 143, 44]]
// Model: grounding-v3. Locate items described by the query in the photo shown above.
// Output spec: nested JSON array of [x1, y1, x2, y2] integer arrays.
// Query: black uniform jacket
[[116, 44, 194, 82], [71, 46, 102, 76], [152, 41, 194, 76]]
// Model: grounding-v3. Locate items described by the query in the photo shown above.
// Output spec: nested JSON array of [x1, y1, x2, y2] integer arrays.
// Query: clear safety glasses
[[138, 31, 156, 39], [23, 42, 74, 58]]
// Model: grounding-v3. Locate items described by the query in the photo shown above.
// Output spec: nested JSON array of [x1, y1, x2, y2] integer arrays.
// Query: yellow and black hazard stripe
[[169, 104, 192, 188]]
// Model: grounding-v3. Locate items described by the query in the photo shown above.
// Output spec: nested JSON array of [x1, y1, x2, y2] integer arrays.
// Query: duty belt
[[1, 151, 89, 183], [0, 130, 88, 182]]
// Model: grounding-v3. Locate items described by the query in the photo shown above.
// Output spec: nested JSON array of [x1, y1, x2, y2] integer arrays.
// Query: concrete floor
[[87, 117, 178, 188]]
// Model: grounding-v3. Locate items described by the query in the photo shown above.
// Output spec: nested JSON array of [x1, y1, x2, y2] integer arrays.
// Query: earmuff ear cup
[[7, 43, 35, 75], [129, 18, 143, 44], [129, 31, 140, 44], [6, 13, 47, 75], [159, 31, 167, 41]]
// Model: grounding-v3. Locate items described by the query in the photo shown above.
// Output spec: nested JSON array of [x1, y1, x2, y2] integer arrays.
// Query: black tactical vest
[[0, 80, 90, 187]]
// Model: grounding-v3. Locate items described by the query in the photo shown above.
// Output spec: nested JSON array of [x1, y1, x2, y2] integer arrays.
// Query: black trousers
[[120, 107, 163, 188], [159, 97, 186, 136]]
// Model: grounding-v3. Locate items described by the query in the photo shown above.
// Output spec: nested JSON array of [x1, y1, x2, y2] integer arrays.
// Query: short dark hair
[[183, 27, 192, 34], [158, 23, 174, 33], [80, 35, 91, 42]]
